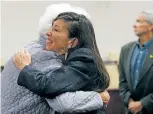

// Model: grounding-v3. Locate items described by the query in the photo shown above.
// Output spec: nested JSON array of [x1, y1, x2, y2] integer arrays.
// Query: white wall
[[1, 1, 153, 64]]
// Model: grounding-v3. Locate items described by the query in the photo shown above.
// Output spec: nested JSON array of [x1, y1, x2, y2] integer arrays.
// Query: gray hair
[[141, 10, 153, 32], [141, 10, 153, 24], [38, 3, 91, 36]]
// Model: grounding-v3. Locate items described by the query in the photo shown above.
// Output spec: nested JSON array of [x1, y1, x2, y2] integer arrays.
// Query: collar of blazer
[[125, 42, 136, 89], [137, 41, 153, 86], [126, 40, 153, 89]]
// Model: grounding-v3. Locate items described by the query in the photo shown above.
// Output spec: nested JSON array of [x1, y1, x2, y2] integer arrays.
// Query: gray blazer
[[119, 41, 153, 114]]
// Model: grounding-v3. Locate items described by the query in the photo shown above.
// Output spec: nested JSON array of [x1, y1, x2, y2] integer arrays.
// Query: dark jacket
[[18, 47, 106, 114], [119, 41, 153, 114]]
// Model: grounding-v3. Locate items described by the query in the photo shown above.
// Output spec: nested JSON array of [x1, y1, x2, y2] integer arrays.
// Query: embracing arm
[[17, 48, 96, 98], [46, 91, 103, 113]]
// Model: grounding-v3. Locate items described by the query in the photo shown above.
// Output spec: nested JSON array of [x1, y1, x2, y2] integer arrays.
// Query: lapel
[[137, 41, 153, 84], [125, 42, 137, 88]]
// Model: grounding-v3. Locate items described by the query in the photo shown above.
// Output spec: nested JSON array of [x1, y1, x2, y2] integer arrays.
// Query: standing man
[[119, 10, 153, 114]]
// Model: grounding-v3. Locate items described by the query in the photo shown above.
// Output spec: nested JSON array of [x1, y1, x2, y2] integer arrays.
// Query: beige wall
[[2, 1, 153, 64], [106, 64, 119, 89]]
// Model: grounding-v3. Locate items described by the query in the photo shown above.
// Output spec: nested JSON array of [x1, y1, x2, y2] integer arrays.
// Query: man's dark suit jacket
[[119, 41, 153, 114], [17, 47, 106, 114]]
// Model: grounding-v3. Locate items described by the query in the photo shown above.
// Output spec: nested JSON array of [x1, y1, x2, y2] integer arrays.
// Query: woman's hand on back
[[13, 49, 31, 70]]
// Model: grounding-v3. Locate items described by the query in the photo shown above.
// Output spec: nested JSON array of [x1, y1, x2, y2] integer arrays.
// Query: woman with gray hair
[[2, 3, 110, 114]]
